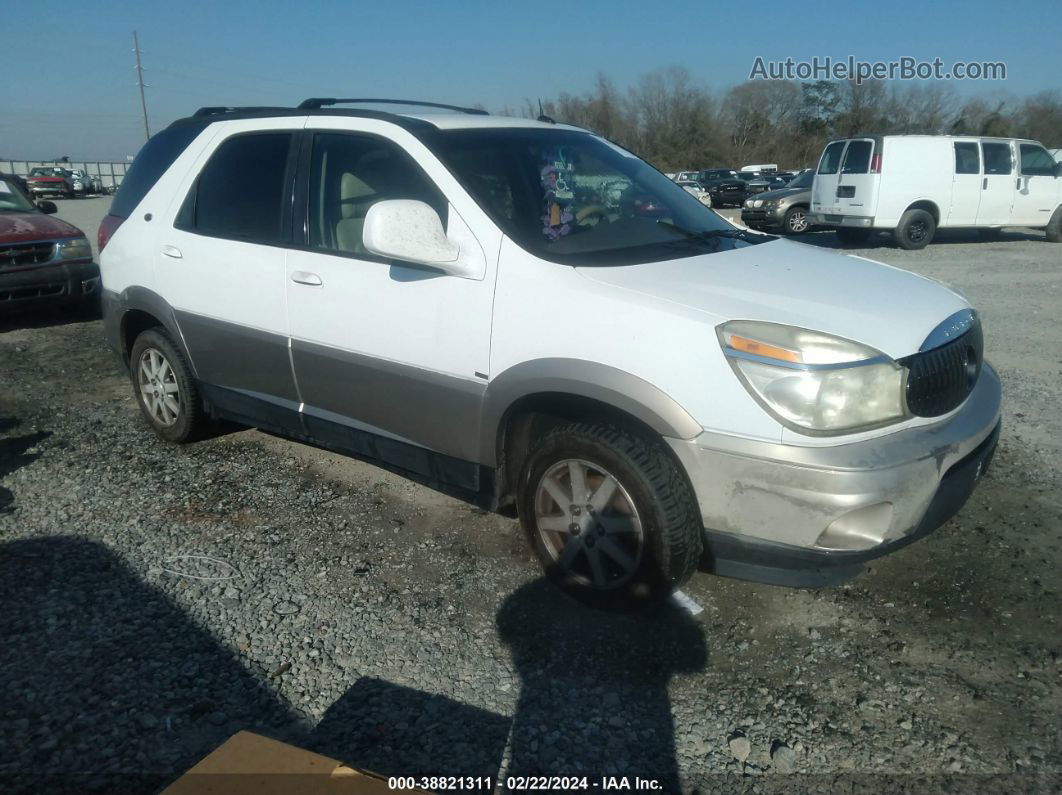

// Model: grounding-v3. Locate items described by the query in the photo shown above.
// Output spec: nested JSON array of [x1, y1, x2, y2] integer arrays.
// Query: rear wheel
[[518, 421, 702, 609], [783, 206, 810, 235], [129, 328, 206, 443], [836, 227, 871, 246], [1046, 206, 1062, 243], [895, 209, 936, 250]]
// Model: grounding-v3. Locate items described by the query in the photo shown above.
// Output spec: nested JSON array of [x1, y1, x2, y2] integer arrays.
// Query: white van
[[809, 135, 1062, 249]]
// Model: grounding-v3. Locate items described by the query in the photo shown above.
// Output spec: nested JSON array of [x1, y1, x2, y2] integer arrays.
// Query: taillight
[[98, 214, 125, 254], [870, 153, 882, 173]]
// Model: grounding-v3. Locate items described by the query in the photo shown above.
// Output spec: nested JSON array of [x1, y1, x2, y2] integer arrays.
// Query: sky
[[3, 0, 1059, 160]]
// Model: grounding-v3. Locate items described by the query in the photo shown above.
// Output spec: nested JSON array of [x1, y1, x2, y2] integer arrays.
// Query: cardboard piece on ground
[[161, 730, 429, 794]]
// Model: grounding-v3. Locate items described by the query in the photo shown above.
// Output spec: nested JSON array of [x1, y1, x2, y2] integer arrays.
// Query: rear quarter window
[[110, 123, 206, 219]]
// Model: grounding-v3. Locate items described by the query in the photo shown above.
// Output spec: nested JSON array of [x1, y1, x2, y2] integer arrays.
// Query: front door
[[975, 141, 1015, 225], [156, 123, 301, 416], [285, 126, 496, 470], [947, 141, 982, 226], [1011, 143, 1061, 227]]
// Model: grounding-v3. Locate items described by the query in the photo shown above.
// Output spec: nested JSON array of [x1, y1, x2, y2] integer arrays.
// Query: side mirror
[[363, 200, 475, 277], [37, 201, 57, 214]]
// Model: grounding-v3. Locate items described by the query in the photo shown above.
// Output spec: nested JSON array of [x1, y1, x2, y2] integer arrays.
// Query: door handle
[[982, 177, 988, 190], [290, 271, 323, 286], [161, 244, 182, 259], [1016, 177, 1021, 189]]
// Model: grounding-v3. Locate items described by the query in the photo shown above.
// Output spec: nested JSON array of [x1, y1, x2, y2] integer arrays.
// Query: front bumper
[[741, 205, 785, 227], [0, 260, 100, 306], [667, 363, 1002, 586]]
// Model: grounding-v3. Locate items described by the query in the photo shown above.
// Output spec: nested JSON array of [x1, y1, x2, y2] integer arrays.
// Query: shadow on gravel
[[795, 228, 1044, 251], [0, 299, 101, 333], [0, 536, 298, 794], [497, 579, 707, 791], [0, 418, 50, 514], [311, 678, 510, 780]]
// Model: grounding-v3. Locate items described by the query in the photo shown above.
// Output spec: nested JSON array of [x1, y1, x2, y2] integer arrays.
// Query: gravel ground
[[1, 199, 1060, 793]]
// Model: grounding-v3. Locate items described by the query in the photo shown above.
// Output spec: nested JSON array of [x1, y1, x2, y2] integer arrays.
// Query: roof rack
[[192, 106, 291, 117], [297, 97, 488, 115]]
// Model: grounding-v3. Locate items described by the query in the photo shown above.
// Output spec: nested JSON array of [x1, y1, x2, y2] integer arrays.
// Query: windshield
[[426, 128, 759, 266], [0, 179, 37, 211], [788, 170, 814, 188], [29, 167, 68, 177]]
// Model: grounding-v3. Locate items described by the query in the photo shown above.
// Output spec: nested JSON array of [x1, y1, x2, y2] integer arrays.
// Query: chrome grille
[[0, 242, 55, 269], [900, 321, 983, 417]]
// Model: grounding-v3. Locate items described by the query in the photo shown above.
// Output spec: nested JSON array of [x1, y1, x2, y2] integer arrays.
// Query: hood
[[755, 186, 809, 202], [0, 211, 84, 243], [576, 238, 968, 359]]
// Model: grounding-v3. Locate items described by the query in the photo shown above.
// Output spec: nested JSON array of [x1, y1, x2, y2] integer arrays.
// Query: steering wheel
[[575, 205, 608, 227]]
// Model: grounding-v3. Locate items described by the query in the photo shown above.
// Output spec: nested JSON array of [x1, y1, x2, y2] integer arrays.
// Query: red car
[[25, 166, 75, 199], [0, 176, 99, 308]]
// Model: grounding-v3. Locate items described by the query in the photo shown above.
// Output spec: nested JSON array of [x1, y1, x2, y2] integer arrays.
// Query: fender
[[480, 358, 703, 466], [101, 285, 198, 377]]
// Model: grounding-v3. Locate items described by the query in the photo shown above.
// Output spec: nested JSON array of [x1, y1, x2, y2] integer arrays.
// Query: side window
[[111, 123, 206, 219], [840, 140, 872, 174], [954, 142, 980, 175], [184, 132, 293, 242], [817, 141, 845, 175], [981, 142, 1012, 175], [307, 132, 447, 257], [1019, 144, 1056, 176]]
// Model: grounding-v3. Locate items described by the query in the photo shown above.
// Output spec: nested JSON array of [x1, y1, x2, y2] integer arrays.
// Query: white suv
[[99, 99, 1001, 606]]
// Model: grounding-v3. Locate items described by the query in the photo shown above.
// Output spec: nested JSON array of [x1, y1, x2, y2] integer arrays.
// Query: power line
[[133, 31, 150, 141]]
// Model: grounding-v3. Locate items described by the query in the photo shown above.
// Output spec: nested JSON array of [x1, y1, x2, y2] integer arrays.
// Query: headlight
[[718, 320, 906, 434], [744, 199, 753, 207], [58, 237, 92, 260], [752, 199, 763, 208]]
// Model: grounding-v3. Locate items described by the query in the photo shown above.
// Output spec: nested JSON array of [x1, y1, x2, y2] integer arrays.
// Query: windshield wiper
[[657, 220, 774, 244]]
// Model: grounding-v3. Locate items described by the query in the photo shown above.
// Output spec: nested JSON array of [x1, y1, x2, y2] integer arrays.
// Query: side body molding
[[479, 358, 703, 466]]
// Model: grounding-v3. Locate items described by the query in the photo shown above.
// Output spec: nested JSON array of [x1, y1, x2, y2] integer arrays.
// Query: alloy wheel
[[137, 348, 180, 427], [533, 459, 645, 590]]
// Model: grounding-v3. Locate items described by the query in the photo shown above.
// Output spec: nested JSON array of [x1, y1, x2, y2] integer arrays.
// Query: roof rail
[[297, 97, 488, 115], [192, 106, 290, 117]]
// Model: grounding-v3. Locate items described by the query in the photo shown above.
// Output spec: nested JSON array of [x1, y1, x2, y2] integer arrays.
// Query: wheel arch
[[109, 286, 197, 377], [902, 199, 941, 224], [481, 360, 702, 510]]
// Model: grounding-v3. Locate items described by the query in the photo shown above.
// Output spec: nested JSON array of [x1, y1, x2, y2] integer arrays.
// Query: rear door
[[810, 140, 846, 215], [834, 138, 876, 214], [975, 141, 1015, 225], [1011, 143, 1060, 226], [156, 120, 302, 415], [947, 141, 982, 225]]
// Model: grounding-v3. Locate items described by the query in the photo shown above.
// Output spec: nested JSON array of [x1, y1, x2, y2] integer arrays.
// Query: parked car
[[676, 180, 712, 207], [809, 135, 1062, 249], [741, 168, 815, 234], [26, 167, 74, 199], [100, 100, 1001, 607], [673, 171, 701, 183], [697, 169, 747, 207], [0, 175, 99, 307], [740, 163, 777, 173], [745, 175, 788, 195], [68, 169, 102, 195]]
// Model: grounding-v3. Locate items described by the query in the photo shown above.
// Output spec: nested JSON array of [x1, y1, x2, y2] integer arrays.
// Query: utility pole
[[133, 30, 150, 141]]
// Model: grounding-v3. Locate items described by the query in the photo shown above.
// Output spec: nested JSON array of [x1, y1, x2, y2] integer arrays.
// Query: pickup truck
[[26, 167, 74, 199]]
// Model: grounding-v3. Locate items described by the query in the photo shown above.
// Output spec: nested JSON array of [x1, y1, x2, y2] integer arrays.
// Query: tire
[[517, 421, 702, 609], [836, 227, 871, 246], [894, 209, 935, 250], [129, 327, 206, 443], [1046, 206, 1062, 243], [782, 205, 810, 235]]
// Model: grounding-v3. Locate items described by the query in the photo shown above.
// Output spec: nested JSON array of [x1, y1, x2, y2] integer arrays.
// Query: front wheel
[[782, 206, 810, 235], [517, 422, 702, 609], [129, 328, 206, 443]]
